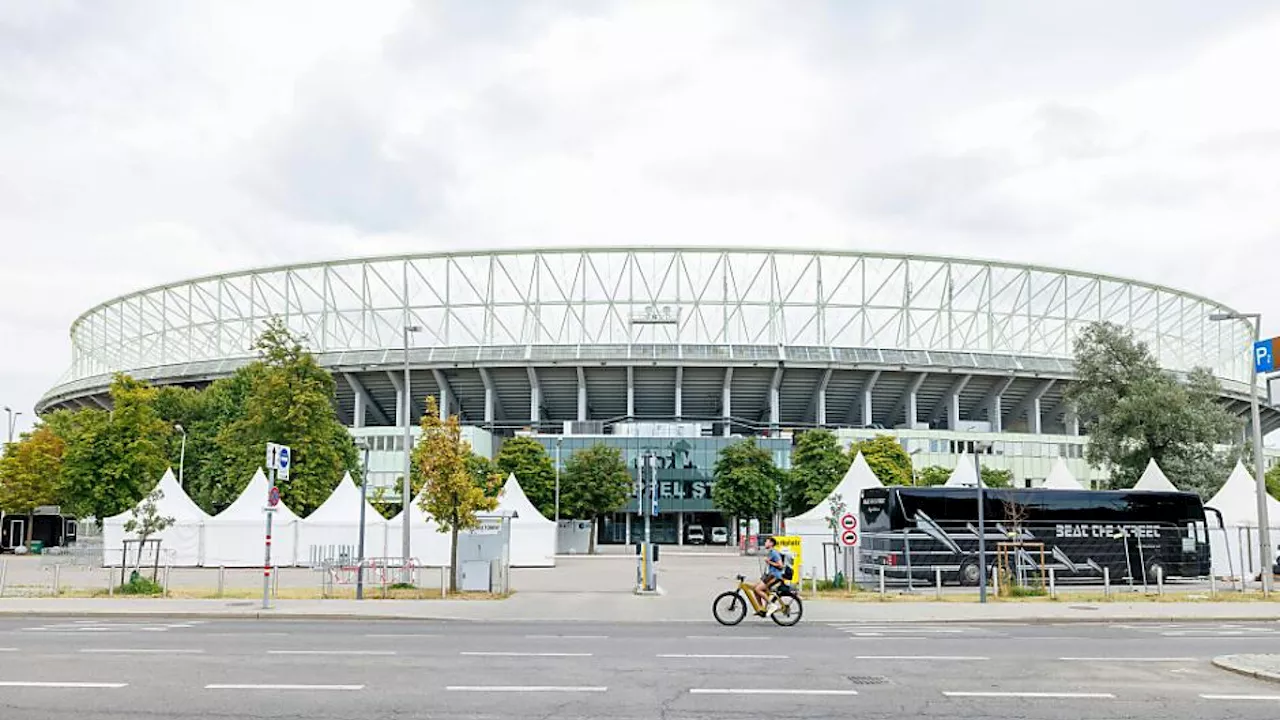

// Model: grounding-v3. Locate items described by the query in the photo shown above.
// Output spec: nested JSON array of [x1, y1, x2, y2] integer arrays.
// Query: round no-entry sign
[[840, 513, 857, 531], [840, 529, 859, 546], [268, 486, 281, 507]]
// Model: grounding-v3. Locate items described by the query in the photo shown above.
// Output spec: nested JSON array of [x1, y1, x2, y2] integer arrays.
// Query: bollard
[[163, 565, 171, 595], [218, 566, 225, 598], [1104, 567, 1111, 598], [1156, 565, 1163, 595], [935, 567, 943, 599], [878, 565, 886, 596], [53, 564, 61, 596], [107, 568, 114, 597], [273, 568, 280, 598], [441, 567, 447, 598], [0, 559, 6, 597], [991, 564, 999, 597], [1049, 567, 1056, 599], [1210, 573, 1217, 597]]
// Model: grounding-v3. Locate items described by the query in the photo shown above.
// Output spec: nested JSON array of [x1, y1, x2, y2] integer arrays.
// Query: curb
[[1212, 655, 1280, 684]]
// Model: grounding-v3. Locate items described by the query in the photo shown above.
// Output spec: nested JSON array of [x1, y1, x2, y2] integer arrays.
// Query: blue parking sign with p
[[1256, 338, 1276, 374]]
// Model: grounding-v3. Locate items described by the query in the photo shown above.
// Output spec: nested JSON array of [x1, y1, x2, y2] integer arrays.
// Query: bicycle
[[711, 574, 803, 627]]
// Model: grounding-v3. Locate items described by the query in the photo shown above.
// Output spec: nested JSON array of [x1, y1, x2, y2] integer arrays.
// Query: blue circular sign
[[277, 447, 290, 468]]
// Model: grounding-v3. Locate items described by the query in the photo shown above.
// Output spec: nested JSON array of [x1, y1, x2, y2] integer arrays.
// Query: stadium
[[36, 248, 1280, 545]]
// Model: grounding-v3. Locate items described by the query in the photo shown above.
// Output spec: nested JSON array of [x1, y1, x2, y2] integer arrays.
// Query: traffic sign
[[840, 513, 857, 531], [840, 529, 859, 546], [1256, 338, 1276, 374], [267, 486, 280, 508], [266, 442, 292, 481]]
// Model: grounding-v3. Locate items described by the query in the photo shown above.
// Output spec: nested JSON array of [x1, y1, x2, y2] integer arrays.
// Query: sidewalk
[[1213, 654, 1280, 683], [3, 594, 1279, 624]]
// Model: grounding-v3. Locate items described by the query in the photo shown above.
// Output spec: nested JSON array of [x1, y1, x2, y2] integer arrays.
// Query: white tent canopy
[[495, 472, 556, 567], [297, 473, 388, 565], [1205, 461, 1280, 578], [944, 452, 981, 487], [203, 469, 301, 567], [103, 468, 210, 567], [387, 491, 453, 567], [785, 451, 883, 580], [1206, 461, 1280, 528], [1041, 458, 1085, 490], [1132, 459, 1177, 492]]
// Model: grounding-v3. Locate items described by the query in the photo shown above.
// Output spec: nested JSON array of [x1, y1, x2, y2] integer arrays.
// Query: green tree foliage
[[1066, 322, 1238, 495], [560, 443, 632, 553], [785, 429, 851, 515], [712, 439, 784, 524], [57, 376, 171, 522], [914, 465, 951, 486], [0, 426, 66, 543], [415, 397, 500, 592], [1266, 463, 1280, 501], [851, 435, 913, 486], [981, 467, 1014, 489], [211, 319, 360, 516], [468, 454, 501, 498], [494, 436, 556, 518]]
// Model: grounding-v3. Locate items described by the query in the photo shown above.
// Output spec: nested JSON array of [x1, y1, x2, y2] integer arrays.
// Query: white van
[[687, 525, 705, 545]]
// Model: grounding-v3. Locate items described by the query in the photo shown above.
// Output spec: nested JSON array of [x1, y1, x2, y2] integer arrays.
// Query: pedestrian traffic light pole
[[639, 451, 658, 593]]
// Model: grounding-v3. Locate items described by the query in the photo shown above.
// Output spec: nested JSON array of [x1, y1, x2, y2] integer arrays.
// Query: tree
[[851, 435, 913, 486], [1266, 463, 1280, 501], [981, 467, 1014, 489], [468, 454, 502, 498], [785, 429, 851, 515], [415, 396, 500, 592], [712, 439, 784, 532], [122, 486, 174, 579], [1066, 322, 1238, 493], [559, 443, 632, 553], [0, 426, 66, 544], [915, 465, 951, 486], [213, 318, 360, 516], [57, 376, 171, 523], [494, 437, 557, 518]]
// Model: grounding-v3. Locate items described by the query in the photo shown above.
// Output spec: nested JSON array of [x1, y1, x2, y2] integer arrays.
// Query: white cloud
[[2, 0, 1280, 435]]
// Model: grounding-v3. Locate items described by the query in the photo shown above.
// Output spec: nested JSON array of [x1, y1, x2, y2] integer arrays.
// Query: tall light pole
[[174, 424, 187, 488], [974, 442, 990, 604], [355, 438, 371, 600], [555, 436, 563, 524], [1210, 312, 1274, 595], [4, 406, 21, 445], [402, 324, 422, 583]]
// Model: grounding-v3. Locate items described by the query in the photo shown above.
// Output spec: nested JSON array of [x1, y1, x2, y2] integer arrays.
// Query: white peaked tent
[[1133, 459, 1177, 492], [1205, 461, 1280, 578], [1041, 458, 1085, 490], [103, 468, 210, 567], [203, 469, 301, 567], [785, 452, 883, 581], [297, 473, 388, 565], [387, 491, 453, 567], [944, 452, 981, 487], [495, 473, 556, 567]]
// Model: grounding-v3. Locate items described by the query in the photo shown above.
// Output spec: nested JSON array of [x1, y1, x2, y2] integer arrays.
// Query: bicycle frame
[[735, 577, 781, 613]]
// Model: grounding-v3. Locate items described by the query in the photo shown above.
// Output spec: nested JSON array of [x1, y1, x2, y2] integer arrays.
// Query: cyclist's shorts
[[761, 574, 781, 587]]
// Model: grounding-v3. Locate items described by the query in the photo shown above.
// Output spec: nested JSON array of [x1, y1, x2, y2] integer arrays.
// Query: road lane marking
[[364, 634, 438, 638], [267, 650, 396, 656], [659, 654, 788, 659], [858, 656, 988, 661], [1200, 694, 1280, 701], [206, 684, 364, 691], [1059, 657, 1196, 662], [685, 635, 767, 640], [460, 652, 593, 657], [525, 634, 608, 640], [0, 648, 17, 652], [690, 688, 857, 696], [79, 649, 205, 655], [852, 636, 926, 640], [0, 682, 128, 689], [205, 632, 289, 637], [446, 686, 607, 693], [944, 692, 1115, 699]]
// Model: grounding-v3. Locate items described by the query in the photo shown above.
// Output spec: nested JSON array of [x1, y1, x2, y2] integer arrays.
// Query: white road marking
[[659, 654, 789, 659], [364, 634, 438, 638], [264, 648, 399, 657], [1059, 657, 1196, 662], [0, 682, 128, 689], [852, 635, 926, 640], [690, 688, 858, 696], [0, 648, 17, 652], [79, 649, 205, 655], [944, 691, 1115, 699], [206, 684, 364, 691], [685, 635, 768, 640], [525, 635, 609, 640], [460, 652, 593, 658], [1200, 694, 1280, 701], [446, 686, 607, 693], [857, 656, 988, 661], [205, 632, 289, 637]]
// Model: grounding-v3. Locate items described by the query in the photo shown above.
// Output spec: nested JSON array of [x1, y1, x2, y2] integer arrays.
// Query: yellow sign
[[772, 535, 802, 585]]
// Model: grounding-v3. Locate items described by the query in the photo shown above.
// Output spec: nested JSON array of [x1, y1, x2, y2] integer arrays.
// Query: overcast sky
[[2, 1, 1279, 435]]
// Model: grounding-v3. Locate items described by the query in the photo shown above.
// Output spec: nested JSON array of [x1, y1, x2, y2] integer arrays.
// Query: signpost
[[263, 443, 290, 609], [637, 452, 658, 593]]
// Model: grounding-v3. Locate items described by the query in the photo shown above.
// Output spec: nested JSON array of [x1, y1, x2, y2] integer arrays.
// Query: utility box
[[557, 520, 592, 555], [455, 515, 512, 593]]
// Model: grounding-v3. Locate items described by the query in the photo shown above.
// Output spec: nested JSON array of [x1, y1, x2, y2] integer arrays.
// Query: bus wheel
[[958, 559, 980, 586]]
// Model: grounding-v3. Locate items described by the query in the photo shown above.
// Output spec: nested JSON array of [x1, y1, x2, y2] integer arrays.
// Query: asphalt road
[[1, 616, 1279, 719]]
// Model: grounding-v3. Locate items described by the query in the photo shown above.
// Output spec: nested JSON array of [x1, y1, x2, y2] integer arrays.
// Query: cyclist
[[753, 536, 785, 615]]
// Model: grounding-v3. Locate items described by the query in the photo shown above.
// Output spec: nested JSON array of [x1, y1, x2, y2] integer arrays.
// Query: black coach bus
[[859, 487, 1211, 586]]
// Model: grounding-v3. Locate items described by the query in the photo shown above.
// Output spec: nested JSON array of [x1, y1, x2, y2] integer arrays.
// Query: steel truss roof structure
[[39, 248, 1276, 433]]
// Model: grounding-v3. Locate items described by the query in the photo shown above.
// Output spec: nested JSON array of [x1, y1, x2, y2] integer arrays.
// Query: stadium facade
[[38, 248, 1280, 543]]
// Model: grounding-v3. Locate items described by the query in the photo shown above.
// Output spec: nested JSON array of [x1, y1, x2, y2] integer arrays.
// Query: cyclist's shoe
[[765, 600, 780, 615]]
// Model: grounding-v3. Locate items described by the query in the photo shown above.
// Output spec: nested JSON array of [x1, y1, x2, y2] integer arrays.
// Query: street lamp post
[[974, 442, 989, 604], [174, 424, 187, 488], [555, 437, 562, 525], [3, 406, 21, 444], [356, 438, 371, 600], [401, 324, 422, 584], [1210, 312, 1274, 596]]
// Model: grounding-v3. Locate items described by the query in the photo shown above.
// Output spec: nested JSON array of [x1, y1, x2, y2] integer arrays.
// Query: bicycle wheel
[[712, 591, 748, 626], [770, 594, 804, 627]]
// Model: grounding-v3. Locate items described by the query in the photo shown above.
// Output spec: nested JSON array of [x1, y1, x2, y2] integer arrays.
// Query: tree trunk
[[449, 526, 459, 594], [25, 512, 34, 545]]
